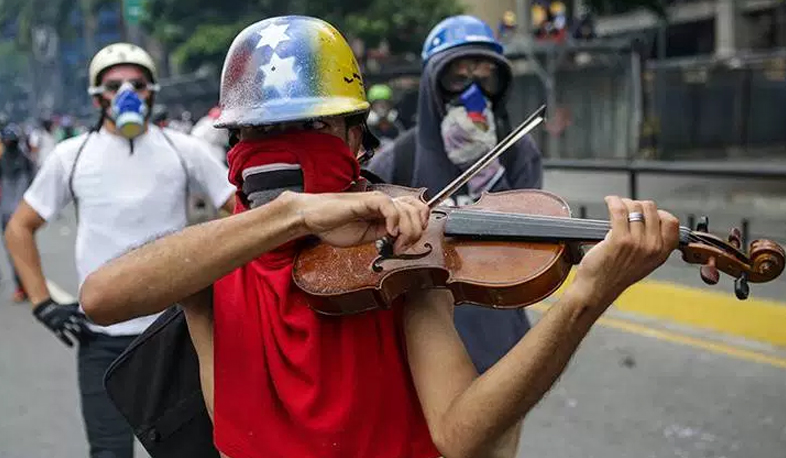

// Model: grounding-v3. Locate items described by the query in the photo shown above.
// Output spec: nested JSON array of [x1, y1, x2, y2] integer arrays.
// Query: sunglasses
[[439, 58, 504, 97], [88, 79, 159, 96]]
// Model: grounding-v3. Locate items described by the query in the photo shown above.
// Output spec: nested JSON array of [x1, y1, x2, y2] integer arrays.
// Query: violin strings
[[446, 209, 751, 262], [449, 208, 696, 234], [448, 209, 701, 244], [450, 208, 686, 229]]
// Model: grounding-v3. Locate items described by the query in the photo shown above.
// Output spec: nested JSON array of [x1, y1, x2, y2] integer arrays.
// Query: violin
[[292, 107, 786, 315]]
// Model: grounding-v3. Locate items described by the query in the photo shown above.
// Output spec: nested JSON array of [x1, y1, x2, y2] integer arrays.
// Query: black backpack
[[103, 305, 219, 458]]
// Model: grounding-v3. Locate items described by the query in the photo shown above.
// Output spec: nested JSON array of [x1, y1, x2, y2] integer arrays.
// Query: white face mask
[[440, 97, 506, 199], [440, 101, 497, 167]]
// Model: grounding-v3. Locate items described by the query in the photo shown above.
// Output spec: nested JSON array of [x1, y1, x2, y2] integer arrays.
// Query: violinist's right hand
[[284, 190, 430, 253], [570, 196, 680, 311]]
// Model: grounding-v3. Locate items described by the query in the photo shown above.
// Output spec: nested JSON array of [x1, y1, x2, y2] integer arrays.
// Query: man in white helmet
[[4, 42, 235, 458]]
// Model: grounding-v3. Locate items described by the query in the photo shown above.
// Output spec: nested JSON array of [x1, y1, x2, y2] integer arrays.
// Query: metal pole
[[629, 48, 643, 161], [122, 0, 144, 46], [546, 48, 560, 158], [516, 0, 530, 42], [629, 169, 638, 200], [741, 218, 749, 247]]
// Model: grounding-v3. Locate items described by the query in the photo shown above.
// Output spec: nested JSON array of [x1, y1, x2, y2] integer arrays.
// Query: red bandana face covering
[[226, 130, 361, 211], [212, 130, 439, 458]]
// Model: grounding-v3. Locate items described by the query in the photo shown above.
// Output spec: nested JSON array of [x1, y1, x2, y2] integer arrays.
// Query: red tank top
[[212, 255, 439, 458], [212, 132, 439, 458]]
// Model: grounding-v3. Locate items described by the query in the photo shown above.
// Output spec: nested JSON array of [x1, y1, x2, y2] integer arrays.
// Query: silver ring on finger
[[628, 212, 645, 223]]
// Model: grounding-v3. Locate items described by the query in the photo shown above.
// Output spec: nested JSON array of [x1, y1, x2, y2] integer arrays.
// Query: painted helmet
[[422, 15, 504, 64], [88, 43, 159, 95], [215, 16, 370, 128]]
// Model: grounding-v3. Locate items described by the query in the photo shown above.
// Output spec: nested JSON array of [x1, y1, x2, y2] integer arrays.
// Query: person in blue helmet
[[367, 14, 542, 374]]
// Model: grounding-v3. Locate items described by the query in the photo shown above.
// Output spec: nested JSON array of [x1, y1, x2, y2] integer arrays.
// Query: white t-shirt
[[24, 126, 235, 336]]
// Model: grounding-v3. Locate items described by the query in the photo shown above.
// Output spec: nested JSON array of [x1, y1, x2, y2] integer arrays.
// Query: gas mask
[[111, 82, 148, 139]]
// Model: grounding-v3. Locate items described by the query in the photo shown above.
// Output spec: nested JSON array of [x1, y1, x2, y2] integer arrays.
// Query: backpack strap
[[159, 128, 191, 198], [67, 132, 94, 220]]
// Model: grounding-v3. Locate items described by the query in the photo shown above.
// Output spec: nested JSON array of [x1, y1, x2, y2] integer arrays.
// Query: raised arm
[[405, 197, 680, 458], [80, 190, 429, 326]]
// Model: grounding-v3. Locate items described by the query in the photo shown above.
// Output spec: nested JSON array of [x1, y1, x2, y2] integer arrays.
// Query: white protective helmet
[[87, 43, 160, 96]]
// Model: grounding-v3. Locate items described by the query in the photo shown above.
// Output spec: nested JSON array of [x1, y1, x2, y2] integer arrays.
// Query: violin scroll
[[679, 216, 785, 299], [748, 239, 785, 282]]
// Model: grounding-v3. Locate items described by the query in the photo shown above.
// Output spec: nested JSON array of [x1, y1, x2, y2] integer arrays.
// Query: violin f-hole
[[371, 243, 434, 273]]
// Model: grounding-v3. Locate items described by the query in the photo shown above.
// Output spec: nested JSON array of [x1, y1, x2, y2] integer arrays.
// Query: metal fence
[[155, 69, 221, 119], [156, 43, 786, 164], [505, 45, 642, 160], [543, 158, 786, 246], [643, 50, 786, 160]]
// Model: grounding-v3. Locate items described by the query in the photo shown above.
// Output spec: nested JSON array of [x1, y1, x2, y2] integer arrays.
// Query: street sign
[[32, 26, 58, 63], [123, 0, 144, 26]]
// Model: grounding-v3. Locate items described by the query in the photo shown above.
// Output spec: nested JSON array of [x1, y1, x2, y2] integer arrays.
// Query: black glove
[[33, 298, 92, 347]]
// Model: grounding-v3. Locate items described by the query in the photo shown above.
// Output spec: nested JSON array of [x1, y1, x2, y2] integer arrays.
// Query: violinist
[[80, 16, 680, 458]]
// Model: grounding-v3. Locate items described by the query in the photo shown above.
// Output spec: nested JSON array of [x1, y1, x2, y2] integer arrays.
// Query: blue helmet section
[[421, 15, 504, 63]]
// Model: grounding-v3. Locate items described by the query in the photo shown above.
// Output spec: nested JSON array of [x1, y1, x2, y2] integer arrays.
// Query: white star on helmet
[[260, 53, 298, 91], [256, 23, 291, 50]]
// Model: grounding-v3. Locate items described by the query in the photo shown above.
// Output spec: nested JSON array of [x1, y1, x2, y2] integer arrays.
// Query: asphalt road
[[1, 181, 785, 458]]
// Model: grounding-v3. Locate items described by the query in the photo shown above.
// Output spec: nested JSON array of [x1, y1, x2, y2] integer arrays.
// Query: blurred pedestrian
[[0, 123, 36, 302], [497, 10, 518, 41], [190, 106, 229, 165], [366, 84, 405, 146], [150, 104, 170, 128], [28, 118, 57, 167]]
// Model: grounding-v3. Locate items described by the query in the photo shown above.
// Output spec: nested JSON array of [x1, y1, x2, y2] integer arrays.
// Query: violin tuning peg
[[696, 216, 709, 233], [699, 256, 720, 285], [728, 227, 742, 249], [734, 272, 750, 300], [700, 264, 720, 285]]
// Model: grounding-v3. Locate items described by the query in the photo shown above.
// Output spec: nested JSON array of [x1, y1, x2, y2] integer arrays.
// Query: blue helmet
[[421, 15, 504, 64]]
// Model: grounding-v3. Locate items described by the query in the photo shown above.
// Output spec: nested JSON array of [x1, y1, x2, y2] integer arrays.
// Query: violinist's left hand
[[288, 190, 430, 253], [572, 196, 680, 309]]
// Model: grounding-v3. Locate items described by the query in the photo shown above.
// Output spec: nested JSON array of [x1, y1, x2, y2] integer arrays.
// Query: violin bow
[[376, 105, 546, 258], [427, 105, 547, 208]]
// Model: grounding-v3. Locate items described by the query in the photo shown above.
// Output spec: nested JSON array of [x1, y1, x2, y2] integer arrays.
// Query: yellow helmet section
[[309, 19, 369, 118]]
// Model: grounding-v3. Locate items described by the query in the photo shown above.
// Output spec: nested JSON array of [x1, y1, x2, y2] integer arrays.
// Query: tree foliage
[[0, 0, 77, 50], [0, 0, 114, 51], [0, 40, 30, 108], [143, 0, 464, 73]]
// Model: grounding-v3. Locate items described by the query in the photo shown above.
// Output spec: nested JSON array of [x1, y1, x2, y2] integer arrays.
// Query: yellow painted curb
[[547, 270, 786, 348], [528, 303, 786, 369]]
